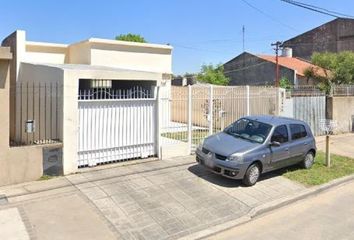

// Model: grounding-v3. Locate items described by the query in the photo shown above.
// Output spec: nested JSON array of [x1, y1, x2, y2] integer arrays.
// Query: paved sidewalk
[[0, 156, 305, 240], [316, 133, 354, 158]]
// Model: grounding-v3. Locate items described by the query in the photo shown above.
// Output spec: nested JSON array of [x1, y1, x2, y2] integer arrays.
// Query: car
[[196, 115, 316, 186]]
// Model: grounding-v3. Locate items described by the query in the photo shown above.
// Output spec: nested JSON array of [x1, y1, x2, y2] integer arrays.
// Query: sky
[[1, 0, 354, 74]]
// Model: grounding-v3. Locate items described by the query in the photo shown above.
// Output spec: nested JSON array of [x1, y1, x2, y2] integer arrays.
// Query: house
[[1, 30, 173, 180], [223, 51, 325, 86], [283, 18, 354, 60], [171, 74, 196, 86]]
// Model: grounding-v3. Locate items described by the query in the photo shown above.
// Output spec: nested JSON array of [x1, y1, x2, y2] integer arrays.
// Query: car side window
[[271, 125, 289, 144], [290, 124, 307, 140]]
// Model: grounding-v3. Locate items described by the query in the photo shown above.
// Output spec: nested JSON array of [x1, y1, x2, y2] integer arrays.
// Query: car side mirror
[[270, 141, 281, 147]]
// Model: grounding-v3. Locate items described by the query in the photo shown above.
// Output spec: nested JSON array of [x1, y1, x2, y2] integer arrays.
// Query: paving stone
[[74, 156, 306, 239], [80, 186, 108, 200]]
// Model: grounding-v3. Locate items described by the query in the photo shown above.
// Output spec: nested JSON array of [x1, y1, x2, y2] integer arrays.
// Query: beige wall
[[0, 49, 45, 186], [24, 43, 68, 64], [16, 63, 64, 144], [89, 44, 172, 73], [68, 42, 91, 64], [3, 30, 172, 75], [329, 96, 354, 133]]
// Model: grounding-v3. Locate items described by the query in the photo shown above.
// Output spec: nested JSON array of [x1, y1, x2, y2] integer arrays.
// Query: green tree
[[304, 51, 354, 94], [115, 33, 147, 43], [279, 77, 292, 90], [196, 64, 229, 85]]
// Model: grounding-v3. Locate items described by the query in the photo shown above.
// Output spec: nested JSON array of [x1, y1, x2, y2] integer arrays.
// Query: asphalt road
[[206, 180, 354, 240]]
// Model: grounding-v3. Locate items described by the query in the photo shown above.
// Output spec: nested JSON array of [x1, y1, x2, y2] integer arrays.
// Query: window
[[271, 125, 289, 144], [290, 124, 307, 140], [224, 118, 272, 143]]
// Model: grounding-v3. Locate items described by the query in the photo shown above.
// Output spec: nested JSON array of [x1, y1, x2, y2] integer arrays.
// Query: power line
[[241, 0, 298, 31], [280, 0, 354, 19]]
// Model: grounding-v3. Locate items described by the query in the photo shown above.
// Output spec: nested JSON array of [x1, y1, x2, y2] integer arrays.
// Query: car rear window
[[290, 124, 307, 140]]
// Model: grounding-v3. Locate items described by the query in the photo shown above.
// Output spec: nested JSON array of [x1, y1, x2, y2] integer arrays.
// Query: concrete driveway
[[316, 133, 354, 158], [0, 156, 305, 240]]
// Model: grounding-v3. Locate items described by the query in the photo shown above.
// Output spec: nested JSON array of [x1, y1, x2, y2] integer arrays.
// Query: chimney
[[281, 47, 292, 58]]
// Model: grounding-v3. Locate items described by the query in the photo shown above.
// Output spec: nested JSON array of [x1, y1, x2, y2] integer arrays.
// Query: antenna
[[242, 25, 245, 52]]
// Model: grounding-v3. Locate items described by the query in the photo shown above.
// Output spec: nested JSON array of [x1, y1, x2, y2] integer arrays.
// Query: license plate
[[205, 153, 214, 168]]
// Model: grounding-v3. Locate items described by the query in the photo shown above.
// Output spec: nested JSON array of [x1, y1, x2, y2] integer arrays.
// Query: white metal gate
[[78, 99, 156, 167]]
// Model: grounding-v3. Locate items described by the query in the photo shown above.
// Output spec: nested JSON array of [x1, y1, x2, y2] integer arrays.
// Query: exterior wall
[[68, 42, 91, 64], [24, 43, 68, 64], [89, 44, 172, 73], [328, 96, 354, 133], [224, 52, 295, 86], [1, 30, 26, 140], [0, 49, 45, 186], [283, 18, 354, 60], [17, 63, 64, 144]]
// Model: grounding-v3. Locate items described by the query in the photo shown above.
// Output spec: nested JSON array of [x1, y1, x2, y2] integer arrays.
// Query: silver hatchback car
[[196, 115, 316, 186]]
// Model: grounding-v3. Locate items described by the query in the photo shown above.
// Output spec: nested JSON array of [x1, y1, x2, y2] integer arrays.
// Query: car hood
[[203, 132, 260, 157]]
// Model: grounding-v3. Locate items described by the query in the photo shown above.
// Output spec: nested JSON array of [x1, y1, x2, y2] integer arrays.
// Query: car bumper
[[195, 149, 246, 179]]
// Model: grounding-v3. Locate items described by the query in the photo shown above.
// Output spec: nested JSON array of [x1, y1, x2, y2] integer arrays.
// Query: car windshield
[[224, 118, 272, 143]]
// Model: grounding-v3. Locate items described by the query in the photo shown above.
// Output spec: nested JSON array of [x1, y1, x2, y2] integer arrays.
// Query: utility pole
[[271, 41, 282, 87]]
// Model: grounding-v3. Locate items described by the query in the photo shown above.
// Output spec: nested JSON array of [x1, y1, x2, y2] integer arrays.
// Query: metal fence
[[333, 85, 354, 96], [78, 86, 154, 100], [161, 85, 279, 152], [11, 82, 63, 146]]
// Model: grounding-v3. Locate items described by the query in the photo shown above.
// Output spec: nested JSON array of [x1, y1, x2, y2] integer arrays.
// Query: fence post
[[187, 85, 192, 154], [209, 85, 213, 135], [155, 86, 162, 159], [246, 85, 250, 116]]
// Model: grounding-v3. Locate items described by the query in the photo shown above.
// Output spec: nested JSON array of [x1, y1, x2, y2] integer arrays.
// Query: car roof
[[245, 115, 307, 127]]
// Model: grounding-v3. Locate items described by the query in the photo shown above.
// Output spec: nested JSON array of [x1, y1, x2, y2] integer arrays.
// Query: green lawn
[[161, 130, 209, 145], [283, 151, 354, 186]]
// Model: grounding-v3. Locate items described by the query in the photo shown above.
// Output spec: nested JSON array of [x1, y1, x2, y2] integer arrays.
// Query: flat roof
[[70, 37, 173, 50]]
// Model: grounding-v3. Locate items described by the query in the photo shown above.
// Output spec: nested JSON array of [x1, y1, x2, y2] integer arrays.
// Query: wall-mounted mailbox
[[25, 120, 35, 133]]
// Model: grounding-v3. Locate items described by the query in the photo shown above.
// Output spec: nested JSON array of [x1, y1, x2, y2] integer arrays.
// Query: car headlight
[[227, 153, 244, 163]]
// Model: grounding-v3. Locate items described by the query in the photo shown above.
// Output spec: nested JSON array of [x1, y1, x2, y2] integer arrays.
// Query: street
[[206, 180, 354, 240]]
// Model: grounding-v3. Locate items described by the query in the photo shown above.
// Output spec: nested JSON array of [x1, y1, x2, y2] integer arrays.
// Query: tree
[[279, 77, 292, 90], [196, 64, 229, 85], [115, 33, 147, 43], [304, 51, 354, 94]]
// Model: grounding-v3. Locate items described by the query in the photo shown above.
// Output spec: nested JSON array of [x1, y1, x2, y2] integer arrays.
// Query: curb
[[179, 174, 354, 240]]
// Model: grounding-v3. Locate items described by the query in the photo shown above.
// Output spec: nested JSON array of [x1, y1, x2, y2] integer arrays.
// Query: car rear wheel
[[302, 151, 314, 169], [242, 163, 261, 186]]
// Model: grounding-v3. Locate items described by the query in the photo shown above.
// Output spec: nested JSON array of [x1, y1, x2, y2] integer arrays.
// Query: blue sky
[[1, 0, 353, 74]]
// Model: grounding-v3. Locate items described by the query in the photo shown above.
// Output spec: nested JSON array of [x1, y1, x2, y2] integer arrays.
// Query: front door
[[270, 125, 291, 169]]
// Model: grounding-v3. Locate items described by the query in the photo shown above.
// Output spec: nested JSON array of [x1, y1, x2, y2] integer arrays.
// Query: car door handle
[[304, 143, 308, 145], [284, 148, 289, 151]]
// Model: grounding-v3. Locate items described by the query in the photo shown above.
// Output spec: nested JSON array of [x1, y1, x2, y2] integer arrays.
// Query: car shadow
[[188, 163, 303, 188]]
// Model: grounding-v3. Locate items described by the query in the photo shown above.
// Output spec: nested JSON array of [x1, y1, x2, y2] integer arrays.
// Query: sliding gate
[[78, 98, 157, 167]]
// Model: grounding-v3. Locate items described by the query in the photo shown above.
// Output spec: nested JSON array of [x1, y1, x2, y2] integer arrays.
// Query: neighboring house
[[1, 30, 173, 177], [172, 74, 196, 86], [223, 51, 325, 86], [283, 18, 354, 60]]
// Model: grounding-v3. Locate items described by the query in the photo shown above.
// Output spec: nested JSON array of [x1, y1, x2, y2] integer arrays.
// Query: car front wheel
[[242, 163, 261, 186], [302, 152, 314, 169]]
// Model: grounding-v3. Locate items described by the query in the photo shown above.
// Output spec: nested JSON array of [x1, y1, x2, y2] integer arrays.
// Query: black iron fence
[[11, 82, 63, 146]]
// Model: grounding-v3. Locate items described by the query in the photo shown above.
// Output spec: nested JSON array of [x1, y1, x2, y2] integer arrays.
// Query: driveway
[[0, 156, 305, 240], [316, 133, 354, 158], [73, 157, 306, 239]]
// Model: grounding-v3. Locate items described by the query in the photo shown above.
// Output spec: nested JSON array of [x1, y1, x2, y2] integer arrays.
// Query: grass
[[283, 151, 354, 186], [38, 175, 55, 181], [161, 130, 209, 145]]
